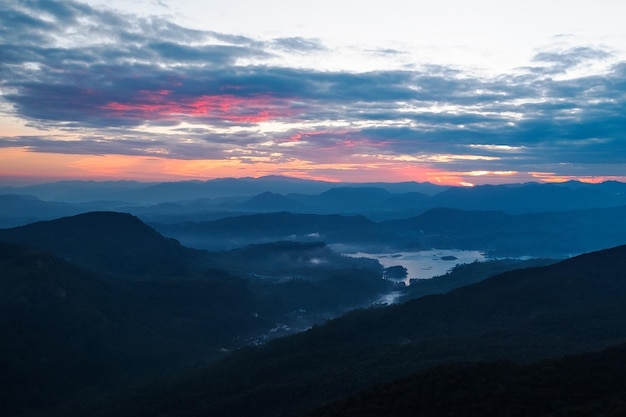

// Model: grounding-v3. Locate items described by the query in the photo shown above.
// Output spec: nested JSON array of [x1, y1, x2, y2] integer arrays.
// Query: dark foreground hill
[[78, 243, 626, 417], [0, 213, 399, 417], [302, 342, 626, 417], [0, 211, 211, 277], [0, 241, 278, 417]]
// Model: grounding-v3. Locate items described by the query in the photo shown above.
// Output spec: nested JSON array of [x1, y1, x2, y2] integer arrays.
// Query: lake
[[347, 249, 486, 285]]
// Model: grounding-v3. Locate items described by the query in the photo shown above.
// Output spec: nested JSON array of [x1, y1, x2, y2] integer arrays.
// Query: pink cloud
[[102, 92, 298, 123]]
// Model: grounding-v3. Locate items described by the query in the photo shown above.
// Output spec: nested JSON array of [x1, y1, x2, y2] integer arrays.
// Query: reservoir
[[347, 249, 486, 285]]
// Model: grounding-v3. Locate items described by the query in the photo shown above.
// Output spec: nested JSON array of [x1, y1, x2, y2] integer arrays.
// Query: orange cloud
[[4, 147, 625, 186], [530, 172, 626, 184]]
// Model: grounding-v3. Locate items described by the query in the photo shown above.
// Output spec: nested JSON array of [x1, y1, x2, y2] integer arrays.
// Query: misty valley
[[3, 177, 626, 416]]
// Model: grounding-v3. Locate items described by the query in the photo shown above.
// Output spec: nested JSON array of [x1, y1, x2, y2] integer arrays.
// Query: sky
[[1, 0, 626, 186]]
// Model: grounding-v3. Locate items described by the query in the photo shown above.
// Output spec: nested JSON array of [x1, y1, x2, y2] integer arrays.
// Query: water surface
[[348, 249, 486, 285]]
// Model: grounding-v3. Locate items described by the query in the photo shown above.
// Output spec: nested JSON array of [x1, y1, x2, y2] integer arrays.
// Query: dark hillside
[[383, 205, 626, 256], [0, 242, 224, 416], [302, 343, 626, 417], [0, 218, 399, 416], [0, 211, 210, 277], [154, 211, 397, 250], [81, 244, 626, 417]]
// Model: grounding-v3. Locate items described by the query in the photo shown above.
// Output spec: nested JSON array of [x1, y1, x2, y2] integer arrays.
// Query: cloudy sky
[[1, 0, 626, 185]]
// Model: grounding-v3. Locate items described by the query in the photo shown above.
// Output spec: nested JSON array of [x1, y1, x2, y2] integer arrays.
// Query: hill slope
[[383, 205, 626, 256], [154, 211, 398, 250], [0, 242, 266, 417], [0, 214, 399, 416], [0, 211, 210, 277], [80, 243, 626, 417], [302, 343, 626, 417]]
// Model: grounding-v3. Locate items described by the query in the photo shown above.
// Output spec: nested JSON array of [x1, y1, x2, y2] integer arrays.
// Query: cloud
[[268, 37, 327, 53], [532, 46, 612, 74], [1, 0, 626, 183]]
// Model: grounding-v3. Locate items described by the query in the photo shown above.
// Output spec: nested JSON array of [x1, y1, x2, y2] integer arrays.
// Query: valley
[[1, 177, 626, 416]]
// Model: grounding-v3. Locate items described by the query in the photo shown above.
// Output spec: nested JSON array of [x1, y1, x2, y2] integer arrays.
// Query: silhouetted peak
[[0, 211, 208, 277], [7, 211, 160, 240]]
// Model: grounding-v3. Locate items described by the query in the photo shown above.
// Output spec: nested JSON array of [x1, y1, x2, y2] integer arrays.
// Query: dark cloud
[[1, 0, 625, 180], [532, 47, 612, 73]]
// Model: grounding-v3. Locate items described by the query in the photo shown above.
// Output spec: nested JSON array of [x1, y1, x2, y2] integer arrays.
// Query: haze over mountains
[[3, 176, 626, 225], [2, 177, 626, 416], [3, 176, 626, 257]]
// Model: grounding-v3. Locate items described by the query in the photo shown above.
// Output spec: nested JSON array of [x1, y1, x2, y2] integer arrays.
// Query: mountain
[[153, 211, 399, 251], [0, 194, 127, 228], [0, 212, 394, 325], [431, 181, 626, 213], [0, 177, 446, 205], [7, 178, 626, 211], [205, 241, 383, 281], [4, 179, 626, 227], [301, 186, 394, 210], [0, 211, 211, 277], [383, 205, 626, 257], [0, 194, 76, 227], [302, 343, 626, 417], [0, 176, 337, 204], [152, 204, 626, 257], [0, 241, 272, 417], [0, 180, 150, 203], [0, 218, 396, 416], [80, 243, 626, 417], [238, 191, 315, 212]]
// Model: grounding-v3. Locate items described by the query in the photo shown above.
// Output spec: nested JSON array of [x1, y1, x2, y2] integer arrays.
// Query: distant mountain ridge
[[154, 211, 398, 250], [0, 176, 447, 204], [3, 178, 626, 229], [152, 204, 626, 257], [382, 205, 626, 256]]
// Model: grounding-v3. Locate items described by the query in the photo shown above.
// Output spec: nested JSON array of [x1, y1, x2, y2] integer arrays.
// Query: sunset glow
[[102, 93, 297, 124], [2, 0, 626, 186]]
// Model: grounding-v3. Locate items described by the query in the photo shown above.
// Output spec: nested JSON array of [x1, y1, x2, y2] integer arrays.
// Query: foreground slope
[[86, 244, 626, 417], [0, 242, 256, 417], [0, 213, 397, 416], [303, 342, 626, 417]]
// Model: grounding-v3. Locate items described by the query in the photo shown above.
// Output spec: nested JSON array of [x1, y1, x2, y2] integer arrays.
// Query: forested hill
[[301, 342, 626, 417], [0, 211, 211, 277], [81, 243, 626, 417]]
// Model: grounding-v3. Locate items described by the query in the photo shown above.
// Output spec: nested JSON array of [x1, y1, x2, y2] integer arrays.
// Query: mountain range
[[302, 342, 626, 417], [3, 177, 626, 228], [74, 243, 626, 417], [2, 177, 626, 416], [0, 212, 401, 416], [152, 204, 626, 257]]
